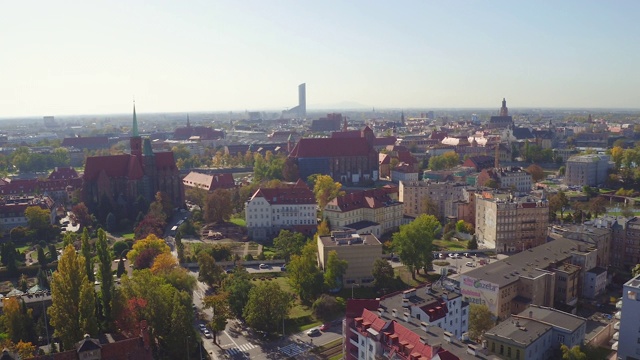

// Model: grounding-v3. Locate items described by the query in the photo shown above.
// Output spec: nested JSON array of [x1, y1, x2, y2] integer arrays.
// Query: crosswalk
[[279, 342, 312, 357], [226, 342, 257, 356]]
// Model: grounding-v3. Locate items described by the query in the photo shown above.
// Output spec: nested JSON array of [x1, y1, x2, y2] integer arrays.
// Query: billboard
[[460, 275, 499, 315]]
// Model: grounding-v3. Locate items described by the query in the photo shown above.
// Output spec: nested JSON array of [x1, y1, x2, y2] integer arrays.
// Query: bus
[[170, 226, 178, 236]]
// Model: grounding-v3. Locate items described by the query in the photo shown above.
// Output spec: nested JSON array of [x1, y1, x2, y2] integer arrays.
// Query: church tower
[[499, 98, 509, 117], [130, 103, 142, 157], [141, 138, 157, 202]]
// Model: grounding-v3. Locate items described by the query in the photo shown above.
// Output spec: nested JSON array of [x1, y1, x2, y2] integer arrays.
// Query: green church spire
[[132, 102, 139, 137]]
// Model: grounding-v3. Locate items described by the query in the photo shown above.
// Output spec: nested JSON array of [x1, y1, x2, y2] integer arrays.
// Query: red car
[[319, 323, 331, 331]]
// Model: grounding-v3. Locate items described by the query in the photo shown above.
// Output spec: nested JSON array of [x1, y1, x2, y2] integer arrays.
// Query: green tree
[[561, 344, 587, 360], [25, 206, 51, 231], [244, 281, 292, 333], [421, 195, 440, 218], [468, 235, 478, 250], [126, 234, 170, 265], [81, 228, 94, 282], [588, 197, 607, 218], [273, 230, 307, 262], [288, 242, 324, 304], [311, 174, 343, 211], [165, 290, 195, 359], [324, 250, 348, 290], [611, 146, 624, 170], [468, 304, 494, 341], [112, 241, 129, 258], [96, 229, 114, 326], [105, 212, 117, 232], [549, 191, 570, 220], [175, 230, 185, 263], [204, 188, 233, 223], [372, 258, 395, 291], [312, 295, 344, 322], [223, 266, 254, 318], [197, 252, 225, 286], [48, 245, 98, 350], [392, 214, 441, 279], [1, 297, 33, 343], [203, 292, 233, 343], [36, 245, 48, 267]]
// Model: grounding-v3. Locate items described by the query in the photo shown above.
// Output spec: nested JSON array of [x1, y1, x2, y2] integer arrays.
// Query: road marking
[[226, 343, 256, 356]]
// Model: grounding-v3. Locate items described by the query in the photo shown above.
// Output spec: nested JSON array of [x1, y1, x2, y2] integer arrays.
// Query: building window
[[500, 345, 504, 355], [558, 334, 565, 343]]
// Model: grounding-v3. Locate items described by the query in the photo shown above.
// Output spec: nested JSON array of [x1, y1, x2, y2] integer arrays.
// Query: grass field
[[229, 217, 246, 227], [433, 239, 469, 250]]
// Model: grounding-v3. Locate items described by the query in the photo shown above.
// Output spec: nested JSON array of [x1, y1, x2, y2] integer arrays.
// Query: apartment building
[[345, 286, 486, 360], [564, 154, 612, 187], [611, 216, 640, 271], [399, 180, 467, 221], [476, 167, 532, 193], [616, 274, 640, 358], [323, 188, 404, 237], [475, 191, 549, 253], [317, 231, 383, 286], [483, 305, 587, 360], [461, 237, 590, 319], [245, 180, 317, 241]]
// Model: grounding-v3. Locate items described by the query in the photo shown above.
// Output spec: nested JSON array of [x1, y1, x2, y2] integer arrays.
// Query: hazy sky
[[1, 1, 639, 117]]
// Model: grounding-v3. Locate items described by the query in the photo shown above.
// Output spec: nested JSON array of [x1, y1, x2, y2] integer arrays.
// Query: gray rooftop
[[463, 237, 578, 287], [516, 305, 586, 333], [484, 316, 552, 347], [319, 233, 382, 248]]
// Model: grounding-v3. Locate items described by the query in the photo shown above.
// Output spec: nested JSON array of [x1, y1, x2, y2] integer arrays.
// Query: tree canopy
[[323, 250, 348, 291], [428, 151, 459, 171], [310, 174, 343, 211], [288, 242, 324, 303], [204, 188, 233, 223], [243, 281, 292, 333], [392, 214, 441, 278], [468, 304, 494, 341], [273, 230, 308, 262], [127, 234, 170, 268]]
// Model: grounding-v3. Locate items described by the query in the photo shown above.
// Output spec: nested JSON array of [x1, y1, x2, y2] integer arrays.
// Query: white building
[[582, 267, 607, 299], [245, 180, 317, 241], [616, 275, 640, 357], [399, 180, 467, 220], [565, 154, 613, 187]]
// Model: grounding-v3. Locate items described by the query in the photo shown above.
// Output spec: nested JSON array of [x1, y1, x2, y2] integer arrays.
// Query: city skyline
[[1, 1, 640, 117]]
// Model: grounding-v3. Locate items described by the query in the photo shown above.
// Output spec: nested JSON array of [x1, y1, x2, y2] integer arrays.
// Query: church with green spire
[[82, 104, 184, 222]]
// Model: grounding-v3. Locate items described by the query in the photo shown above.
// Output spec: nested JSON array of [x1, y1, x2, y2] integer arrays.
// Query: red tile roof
[[328, 188, 398, 211], [183, 172, 235, 190], [346, 299, 380, 318], [251, 182, 315, 205], [289, 137, 374, 158], [84, 152, 178, 182], [48, 167, 79, 180], [420, 300, 449, 322]]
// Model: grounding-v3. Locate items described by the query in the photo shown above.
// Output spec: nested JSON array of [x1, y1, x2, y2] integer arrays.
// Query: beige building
[[398, 180, 467, 221], [461, 237, 599, 319], [475, 191, 549, 253], [317, 231, 382, 286], [323, 188, 403, 237]]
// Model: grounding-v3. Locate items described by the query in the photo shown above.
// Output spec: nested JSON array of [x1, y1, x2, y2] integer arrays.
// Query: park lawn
[[433, 239, 469, 250], [229, 217, 246, 227], [394, 266, 432, 288], [121, 233, 135, 240]]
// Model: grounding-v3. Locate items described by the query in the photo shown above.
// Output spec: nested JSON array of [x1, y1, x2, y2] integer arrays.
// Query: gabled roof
[[512, 127, 534, 140], [327, 188, 399, 211], [183, 172, 235, 190], [48, 167, 79, 180], [84, 154, 131, 181], [77, 336, 102, 352], [250, 182, 315, 205], [289, 137, 374, 158]]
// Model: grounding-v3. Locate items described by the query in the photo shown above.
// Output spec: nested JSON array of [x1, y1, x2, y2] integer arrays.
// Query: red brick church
[[83, 105, 184, 218]]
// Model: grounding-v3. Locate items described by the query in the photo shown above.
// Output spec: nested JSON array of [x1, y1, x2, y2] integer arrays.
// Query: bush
[[312, 295, 343, 322]]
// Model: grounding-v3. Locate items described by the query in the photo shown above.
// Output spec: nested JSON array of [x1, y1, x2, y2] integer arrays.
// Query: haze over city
[[2, 0, 640, 117]]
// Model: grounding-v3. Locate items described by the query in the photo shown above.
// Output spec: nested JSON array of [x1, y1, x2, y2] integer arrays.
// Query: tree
[[81, 228, 94, 282], [151, 253, 178, 274], [273, 230, 307, 262], [24, 206, 51, 231], [175, 230, 185, 263], [484, 179, 499, 189], [165, 291, 195, 359], [203, 292, 232, 343], [324, 250, 348, 291], [105, 212, 117, 232], [468, 304, 494, 341], [468, 235, 478, 250], [112, 241, 129, 258], [223, 266, 254, 318], [185, 187, 208, 208], [1, 297, 33, 343], [288, 242, 324, 303], [588, 197, 607, 218], [392, 214, 441, 279], [317, 220, 330, 236], [282, 157, 299, 182], [36, 245, 48, 267], [549, 191, 570, 220], [244, 281, 292, 333], [96, 229, 114, 326], [48, 245, 98, 350], [198, 252, 225, 286], [117, 259, 126, 278], [204, 189, 233, 223], [134, 214, 166, 239], [525, 164, 545, 182], [611, 146, 624, 170], [455, 220, 474, 234], [312, 295, 343, 322], [561, 344, 587, 360], [127, 234, 170, 265], [71, 203, 93, 230], [312, 174, 343, 211], [372, 258, 395, 291], [633, 264, 640, 278], [421, 195, 440, 218], [428, 152, 459, 170]]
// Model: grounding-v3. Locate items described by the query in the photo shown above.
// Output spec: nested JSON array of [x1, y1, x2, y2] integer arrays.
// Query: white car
[[466, 262, 476, 267], [203, 330, 212, 339], [306, 328, 320, 336], [259, 264, 270, 269], [199, 324, 206, 332]]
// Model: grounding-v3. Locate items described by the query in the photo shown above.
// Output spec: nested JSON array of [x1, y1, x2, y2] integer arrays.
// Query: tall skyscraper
[[298, 83, 306, 117]]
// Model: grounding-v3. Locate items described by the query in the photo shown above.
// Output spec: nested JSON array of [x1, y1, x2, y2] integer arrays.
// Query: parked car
[[199, 324, 206, 332], [319, 323, 331, 331], [259, 264, 269, 269], [465, 262, 476, 267], [203, 330, 212, 339], [464, 253, 471, 258], [438, 253, 445, 259], [306, 328, 320, 336]]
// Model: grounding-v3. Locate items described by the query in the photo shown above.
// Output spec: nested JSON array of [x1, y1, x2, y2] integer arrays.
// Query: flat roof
[[484, 317, 551, 347], [319, 233, 382, 247], [463, 237, 577, 287], [516, 305, 586, 333]]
